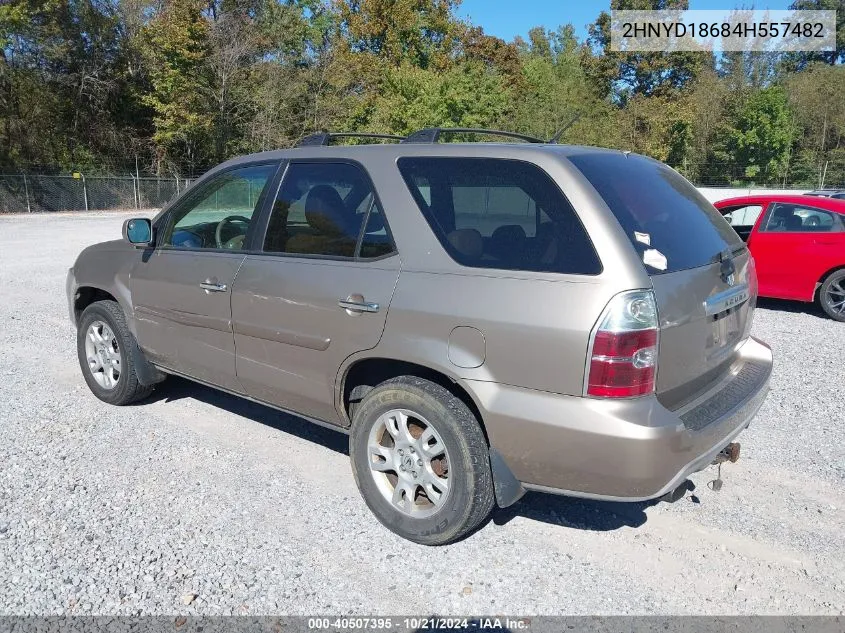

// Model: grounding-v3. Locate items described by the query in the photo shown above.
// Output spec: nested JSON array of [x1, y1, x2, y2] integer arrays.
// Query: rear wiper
[[709, 244, 747, 264]]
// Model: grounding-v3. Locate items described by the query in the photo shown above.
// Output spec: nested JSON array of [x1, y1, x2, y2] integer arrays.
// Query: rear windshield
[[397, 157, 602, 275], [567, 152, 742, 274]]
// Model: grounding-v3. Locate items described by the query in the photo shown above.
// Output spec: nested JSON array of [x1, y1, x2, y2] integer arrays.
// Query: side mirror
[[123, 218, 152, 246]]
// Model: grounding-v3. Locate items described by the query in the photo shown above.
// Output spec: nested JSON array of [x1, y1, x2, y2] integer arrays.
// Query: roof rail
[[295, 132, 405, 147], [401, 128, 545, 144]]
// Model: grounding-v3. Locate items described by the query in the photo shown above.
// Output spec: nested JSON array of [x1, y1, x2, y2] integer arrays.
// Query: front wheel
[[77, 300, 154, 405], [819, 270, 845, 322], [349, 376, 494, 545]]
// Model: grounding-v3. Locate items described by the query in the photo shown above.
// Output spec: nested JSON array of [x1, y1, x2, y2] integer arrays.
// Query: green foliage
[[785, 63, 845, 187], [0, 0, 842, 188], [365, 61, 511, 135], [716, 87, 795, 184], [139, 0, 214, 173], [582, 0, 708, 100]]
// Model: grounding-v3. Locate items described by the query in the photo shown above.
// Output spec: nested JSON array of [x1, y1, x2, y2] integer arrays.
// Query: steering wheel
[[215, 215, 251, 249]]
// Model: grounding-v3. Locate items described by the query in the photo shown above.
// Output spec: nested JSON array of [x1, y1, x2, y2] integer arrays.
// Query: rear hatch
[[568, 152, 755, 409]]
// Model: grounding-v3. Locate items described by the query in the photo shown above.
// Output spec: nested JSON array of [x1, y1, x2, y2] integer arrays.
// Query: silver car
[[67, 129, 773, 544]]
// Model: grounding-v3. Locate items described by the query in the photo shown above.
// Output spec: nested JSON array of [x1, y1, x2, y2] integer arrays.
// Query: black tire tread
[[351, 375, 494, 545], [77, 300, 154, 405], [819, 270, 845, 322]]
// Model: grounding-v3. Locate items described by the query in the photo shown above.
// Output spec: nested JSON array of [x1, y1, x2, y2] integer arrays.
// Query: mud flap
[[127, 330, 166, 387], [489, 448, 526, 508]]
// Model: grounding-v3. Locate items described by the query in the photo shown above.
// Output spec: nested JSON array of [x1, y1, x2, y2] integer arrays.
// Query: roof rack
[[401, 128, 546, 144], [295, 132, 405, 147]]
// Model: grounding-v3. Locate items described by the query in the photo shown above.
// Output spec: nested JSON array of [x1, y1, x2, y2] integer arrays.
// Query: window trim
[[255, 158, 398, 262], [758, 201, 844, 234], [396, 156, 603, 276], [154, 159, 284, 254]]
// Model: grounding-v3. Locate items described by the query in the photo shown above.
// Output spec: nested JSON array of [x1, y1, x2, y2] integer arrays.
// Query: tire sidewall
[[820, 271, 845, 322], [350, 383, 479, 544], [77, 303, 134, 405]]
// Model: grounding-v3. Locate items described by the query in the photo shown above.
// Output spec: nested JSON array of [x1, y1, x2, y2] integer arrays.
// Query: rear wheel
[[349, 376, 494, 545], [819, 270, 845, 322], [77, 300, 154, 405]]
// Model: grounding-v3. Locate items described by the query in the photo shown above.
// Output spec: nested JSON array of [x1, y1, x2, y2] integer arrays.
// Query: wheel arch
[[338, 356, 526, 508], [73, 287, 165, 387], [73, 286, 119, 326], [814, 265, 845, 301], [339, 357, 486, 437]]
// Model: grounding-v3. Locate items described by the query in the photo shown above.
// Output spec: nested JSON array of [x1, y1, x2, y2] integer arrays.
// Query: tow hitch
[[708, 442, 741, 491]]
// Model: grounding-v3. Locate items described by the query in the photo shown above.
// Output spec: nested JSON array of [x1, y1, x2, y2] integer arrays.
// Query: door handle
[[338, 298, 379, 313], [200, 280, 228, 293]]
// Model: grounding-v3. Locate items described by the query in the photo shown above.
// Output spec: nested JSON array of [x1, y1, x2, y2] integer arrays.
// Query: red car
[[714, 194, 845, 321]]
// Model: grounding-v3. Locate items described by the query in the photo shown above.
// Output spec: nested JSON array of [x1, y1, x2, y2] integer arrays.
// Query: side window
[[263, 162, 395, 259], [722, 205, 762, 227], [397, 157, 601, 275], [762, 202, 841, 233], [453, 185, 538, 237], [161, 163, 277, 250]]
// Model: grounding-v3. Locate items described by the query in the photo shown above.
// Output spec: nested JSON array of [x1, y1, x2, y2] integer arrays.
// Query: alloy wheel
[[84, 320, 122, 389], [367, 408, 451, 518], [825, 280, 845, 317]]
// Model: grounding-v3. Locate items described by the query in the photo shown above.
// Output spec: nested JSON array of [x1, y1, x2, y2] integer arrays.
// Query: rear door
[[230, 161, 400, 424], [567, 153, 753, 408]]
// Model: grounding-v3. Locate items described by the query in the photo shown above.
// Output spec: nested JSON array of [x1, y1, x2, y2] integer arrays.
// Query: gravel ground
[[0, 211, 843, 616]]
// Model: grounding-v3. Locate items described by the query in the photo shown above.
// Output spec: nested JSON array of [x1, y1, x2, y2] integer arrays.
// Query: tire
[[77, 300, 155, 405], [819, 270, 845, 322], [349, 376, 494, 545]]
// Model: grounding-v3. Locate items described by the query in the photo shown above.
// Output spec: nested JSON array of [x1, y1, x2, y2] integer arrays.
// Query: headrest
[[491, 224, 527, 246], [304, 185, 350, 236], [446, 228, 483, 261], [490, 224, 526, 260], [784, 215, 803, 231]]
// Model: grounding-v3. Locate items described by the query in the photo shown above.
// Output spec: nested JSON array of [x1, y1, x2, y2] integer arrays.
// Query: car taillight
[[586, 290, 659, 398]]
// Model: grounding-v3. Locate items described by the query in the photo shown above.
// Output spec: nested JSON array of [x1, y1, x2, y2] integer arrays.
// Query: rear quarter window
[[567, 152, 742, 274], [397, 157, 601, 275]]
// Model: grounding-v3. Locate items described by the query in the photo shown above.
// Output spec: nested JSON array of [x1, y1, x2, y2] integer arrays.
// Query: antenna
[[549, 113, 582, 144]]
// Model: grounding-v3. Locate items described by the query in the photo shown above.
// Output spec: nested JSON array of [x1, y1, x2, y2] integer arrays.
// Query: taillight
[[586, 290, 659, 398]]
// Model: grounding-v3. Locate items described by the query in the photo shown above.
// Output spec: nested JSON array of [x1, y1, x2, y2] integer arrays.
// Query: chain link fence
[[677, 160, 845, 190], [0, 175, 193, 214], [2, 162, 844, 215]]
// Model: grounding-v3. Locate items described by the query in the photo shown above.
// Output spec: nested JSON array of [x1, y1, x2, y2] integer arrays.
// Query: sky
[[456, 0, 795, 43]]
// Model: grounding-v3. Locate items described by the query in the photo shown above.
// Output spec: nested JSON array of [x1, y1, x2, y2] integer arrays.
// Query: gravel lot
[[0, 211, 843, 616]]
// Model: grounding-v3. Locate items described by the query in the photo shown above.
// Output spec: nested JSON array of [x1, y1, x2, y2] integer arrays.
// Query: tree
[[582, 0, 708, 101], [335, 0, 458, 69], [716, 86, 795, 184], [785, 63, 845, 187], [786, 0, 845, 66], [139, 0, 214, 175], [680, 67, 731, 184], [365, 60, 511, 135], [511, 26, 616, 146]]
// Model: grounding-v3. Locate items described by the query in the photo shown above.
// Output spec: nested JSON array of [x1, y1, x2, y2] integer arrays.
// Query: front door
[[231, 161, 400, 423], [131, 162, 279, 391], [751, 201, 843, 301]]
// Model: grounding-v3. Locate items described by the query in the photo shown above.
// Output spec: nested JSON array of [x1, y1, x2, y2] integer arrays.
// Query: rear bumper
[[469, 336, 773, 501]]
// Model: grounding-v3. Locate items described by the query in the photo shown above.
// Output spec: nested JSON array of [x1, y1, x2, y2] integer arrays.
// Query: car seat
[[285, 185, 357, 257]]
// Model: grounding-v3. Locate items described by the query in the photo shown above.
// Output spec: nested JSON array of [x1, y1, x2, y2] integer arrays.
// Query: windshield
[[567, 152, 742, 274]]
